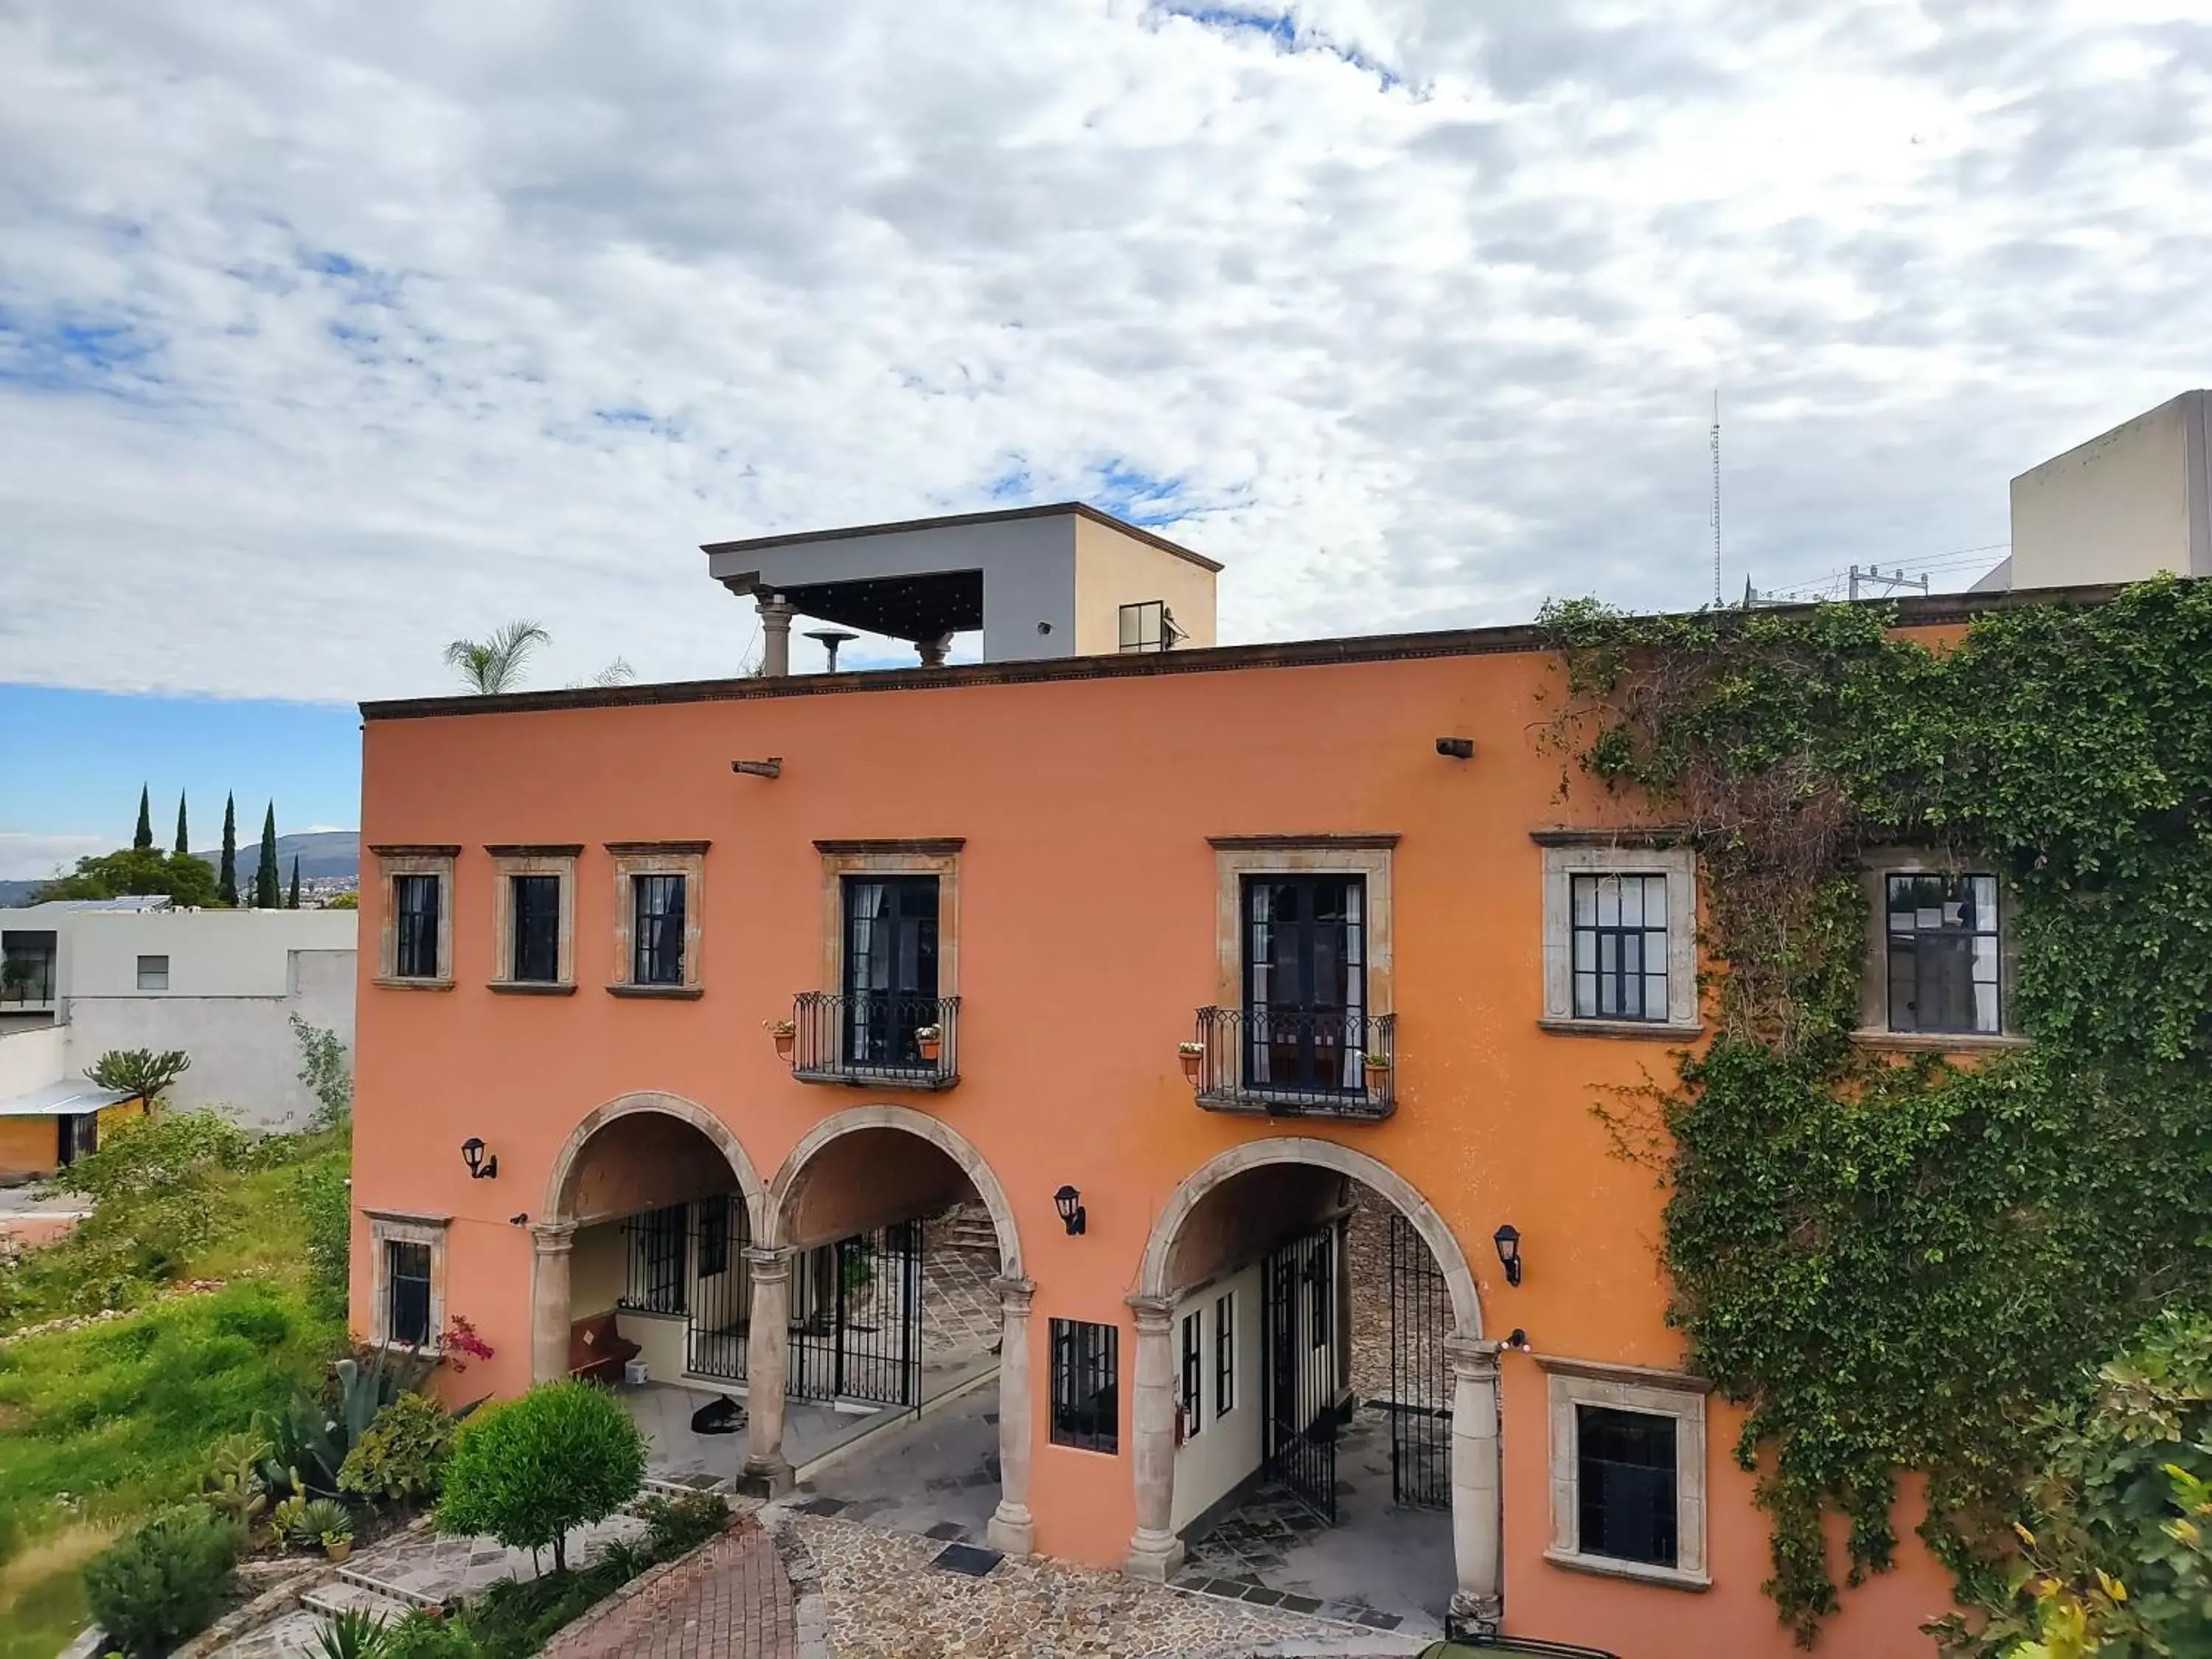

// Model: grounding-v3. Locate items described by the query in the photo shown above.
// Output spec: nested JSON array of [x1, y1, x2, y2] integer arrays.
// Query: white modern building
[[0, 899, 356, 1129]]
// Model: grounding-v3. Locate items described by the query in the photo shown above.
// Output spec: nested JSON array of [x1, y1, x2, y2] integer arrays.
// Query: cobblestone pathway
[[541, 1521, 799, 1659]]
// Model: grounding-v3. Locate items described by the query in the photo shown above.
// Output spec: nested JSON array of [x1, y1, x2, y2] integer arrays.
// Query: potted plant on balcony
[[1361, 1051, 1392, 1082], [1178, 1040, 1206, 1084], [914, 1023, 942, 1063], [764, 1018, 797, 1061]]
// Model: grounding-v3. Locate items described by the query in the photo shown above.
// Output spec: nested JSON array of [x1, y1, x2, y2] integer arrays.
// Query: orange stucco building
[[353, 506, 1983, 1655]]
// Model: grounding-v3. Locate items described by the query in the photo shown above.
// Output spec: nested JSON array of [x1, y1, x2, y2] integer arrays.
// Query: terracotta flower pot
[[1178, 1042, 1205, 1083]]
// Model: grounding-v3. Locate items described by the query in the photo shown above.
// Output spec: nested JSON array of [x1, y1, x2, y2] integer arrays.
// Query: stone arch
[[543, 1089, 766, 1237], [761, 1103, 1021, 1279], [1138, 1135, 1481, 1337]]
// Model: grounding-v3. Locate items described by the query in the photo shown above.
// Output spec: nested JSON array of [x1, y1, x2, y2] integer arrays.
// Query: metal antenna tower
[[1710, 389, 1722, 606]]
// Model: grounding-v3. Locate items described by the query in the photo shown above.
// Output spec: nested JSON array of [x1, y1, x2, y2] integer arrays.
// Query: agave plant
[[293, 1496, 352, 1547], [313, 1607, 387, 1659]]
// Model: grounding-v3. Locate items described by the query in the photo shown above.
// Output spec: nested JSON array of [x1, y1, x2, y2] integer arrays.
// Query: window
[[1119, 599, 1183, 653], [1577, 1407, 1678, 1568], [1244, 874, 1366, 1093], [1050, 1318, 1119, 1453], [843, 875, 939, 1066], [135, 954, 169, 991], [1214, 1291, 1237, 1416], [1538, 840, 1697, 1034], [57, 1113, 98, 1166], [1571, 873, 1669, 1022], [1180, 1310, 1204, 1436], [1886, 873, 2000, 1035], [633, 874, 686, 986], [395, 874, 442, 979], [621, 1204, 689, 1314], [386, 1239, 433, 1347], [1542, 1357, 1709, 1588], [510, 875, 561, 983], [698, 1197, 730, 1279]]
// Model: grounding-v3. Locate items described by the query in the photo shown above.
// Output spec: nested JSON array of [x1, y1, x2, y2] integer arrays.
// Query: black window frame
[[620, 1203, 690, 1315], [394, 874, 442, 980], [632, 873, 687, 987], [509, 873, 562, 984], [1049, 1318, 1119, 1453], [136, 953, 169, 991], [841, 874, 940, 1068], [1180, 1309, 1204, 1436], [1885, 872, 2001, 1035], [1214, 1290, 1236, 1416], [1570, 872, 1670, 1023], [698, 1198, 730, 1279], [1118, 599, 1170, 653], [1576, 1404, 1679, 1568], [385, 1239, 434, 1349], [1241, 873, 1366, 1095]]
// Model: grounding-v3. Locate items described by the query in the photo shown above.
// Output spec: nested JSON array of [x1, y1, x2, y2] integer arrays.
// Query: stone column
[[916, 631, 953, 667], [740, 1245, 796, 1495], [1123, 1294, 1185, 1582], [757, 595, 796, 678], [985, 1276, 1037, 1554], [529, 1222, 576, 1385], [1445, 1334, 1505, 1635]]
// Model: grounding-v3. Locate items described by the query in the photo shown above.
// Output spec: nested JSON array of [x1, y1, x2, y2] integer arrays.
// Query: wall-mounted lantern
[[1054, 1184, 1087, 1237], [461, 1137, 499, 1181], [1492, 1222, 1522, 1287]]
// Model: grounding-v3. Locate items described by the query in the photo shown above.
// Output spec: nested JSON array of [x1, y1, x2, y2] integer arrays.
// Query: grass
[[0, 1123, 350, 1658]]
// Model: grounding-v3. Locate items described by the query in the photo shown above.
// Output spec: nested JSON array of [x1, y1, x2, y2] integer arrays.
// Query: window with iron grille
[[632, 874, 686, 986], [621, 1203, 689, 1314], [1576, 1405, 1678, 1568], [1180, 1310, 1204, 1436], [394, 874, 442, 979], [1050, 1318, 1119, 1453], [386, 1239, 433, 1347], [698, 1197, 731, 1279], [1886, 873, 2000, 1034], [1571, 873, 1669, 1021], [510, 874, 560, 982], [1214, 1291, 1236, 1416]]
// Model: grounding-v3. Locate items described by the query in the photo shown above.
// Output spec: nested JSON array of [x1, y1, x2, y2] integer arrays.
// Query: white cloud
[[0, 832, 108, 881], [1, 0, 2209, 702]]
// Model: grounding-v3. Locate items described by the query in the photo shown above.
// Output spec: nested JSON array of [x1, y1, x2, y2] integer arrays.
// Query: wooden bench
[[568, 1310, 641, 1385]]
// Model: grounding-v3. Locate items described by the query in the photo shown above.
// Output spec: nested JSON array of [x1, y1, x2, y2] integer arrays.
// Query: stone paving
[[542, 1520, 797, 1659]]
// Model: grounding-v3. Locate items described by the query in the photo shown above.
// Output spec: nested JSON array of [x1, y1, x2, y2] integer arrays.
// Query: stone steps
[[303, 1576, 421, 1627], [333, 1559, 451, 1613]]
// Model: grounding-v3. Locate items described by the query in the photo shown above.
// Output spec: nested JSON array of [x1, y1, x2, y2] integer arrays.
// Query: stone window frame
[[365, 1208, 449, 1357], [1534, 832, 1700, 1038], [1853, 849, 2029, 1053], [486, 844, 581, 995], [606, 842, 708, 998], [370, 846, 458, 990], [1538, 1354, 1712, 1591], [813, 838, 964, 1001]]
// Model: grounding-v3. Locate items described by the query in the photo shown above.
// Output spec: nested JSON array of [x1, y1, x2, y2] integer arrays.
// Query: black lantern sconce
[[1054, 1184, 1087, 1237], [461, 1138, 499, 1181], [1493, 1222, 1523, 1287]]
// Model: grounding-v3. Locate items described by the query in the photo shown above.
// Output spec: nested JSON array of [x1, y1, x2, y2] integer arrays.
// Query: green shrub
[[340, 1393, 456, 1503], [380, 1610, 481, 1659], [295, 1150, 352, 1322], [83, 1506, 243, 1658], [637, 1490, 728, 1560], [435, 1382, 644, 1571]]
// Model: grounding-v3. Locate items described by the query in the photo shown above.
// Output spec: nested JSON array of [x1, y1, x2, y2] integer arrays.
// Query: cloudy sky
[[3, 1, 2211, 863]]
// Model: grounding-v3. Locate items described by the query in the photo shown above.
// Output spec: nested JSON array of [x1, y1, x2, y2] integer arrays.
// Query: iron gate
[[686, 1195, 752, 1381], [1262, 1224, 1340, 1522], [1385, 1207, 1452, 1508], [787, 1221, 924, 1407]]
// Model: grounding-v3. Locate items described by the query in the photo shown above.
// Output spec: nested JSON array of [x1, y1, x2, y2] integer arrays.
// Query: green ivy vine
[[1539, 578, 2212, 1646]]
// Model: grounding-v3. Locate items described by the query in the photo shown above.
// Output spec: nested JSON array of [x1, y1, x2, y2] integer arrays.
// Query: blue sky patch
[[1158, 4, 1401, 87], [0, 305, 163, 397], [1088, 460, 1188, 527]]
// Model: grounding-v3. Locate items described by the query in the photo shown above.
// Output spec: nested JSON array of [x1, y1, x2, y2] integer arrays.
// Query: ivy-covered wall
[[1542, 578, 2212, 1647]]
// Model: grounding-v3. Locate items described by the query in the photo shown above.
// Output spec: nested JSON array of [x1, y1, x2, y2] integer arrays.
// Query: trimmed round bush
[[83, 1505, 244, 1658], [434, 1381, 644, 1571]]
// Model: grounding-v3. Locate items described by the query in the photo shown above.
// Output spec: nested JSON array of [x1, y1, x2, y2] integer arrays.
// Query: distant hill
[[195, 830, 361, 884], [0, 879, 46, 906]]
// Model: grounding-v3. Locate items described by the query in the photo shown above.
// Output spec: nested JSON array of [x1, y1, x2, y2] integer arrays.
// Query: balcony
[[789, 992, 960, 1091], [1188, 1006, 1395, 1121]]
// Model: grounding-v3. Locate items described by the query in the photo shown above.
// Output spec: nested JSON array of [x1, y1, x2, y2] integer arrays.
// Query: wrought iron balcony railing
[[790, 992, 960, 1091], [1189, 1006, 1395, 1120]]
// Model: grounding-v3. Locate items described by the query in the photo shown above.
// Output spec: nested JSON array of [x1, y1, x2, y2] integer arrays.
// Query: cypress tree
[[173, 791, 189, 857], [218, 793, 239, 906], [288, 855, 301, 910], [254, 803, 279, 908], [133, 785, 153, 851]]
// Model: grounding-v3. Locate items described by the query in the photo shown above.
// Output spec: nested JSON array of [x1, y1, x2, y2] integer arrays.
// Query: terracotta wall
[[353, 639, 1958, 1657]]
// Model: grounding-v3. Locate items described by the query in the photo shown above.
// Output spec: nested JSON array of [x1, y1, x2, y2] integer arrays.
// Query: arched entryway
[[529, 1091, 767, 1397], [747, 1105, 1034, 1554], [1129, 1138, 1500, 1635]]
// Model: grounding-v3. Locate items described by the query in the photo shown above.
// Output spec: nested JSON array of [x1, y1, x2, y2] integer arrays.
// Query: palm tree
[[444, 620, 551, 695]]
